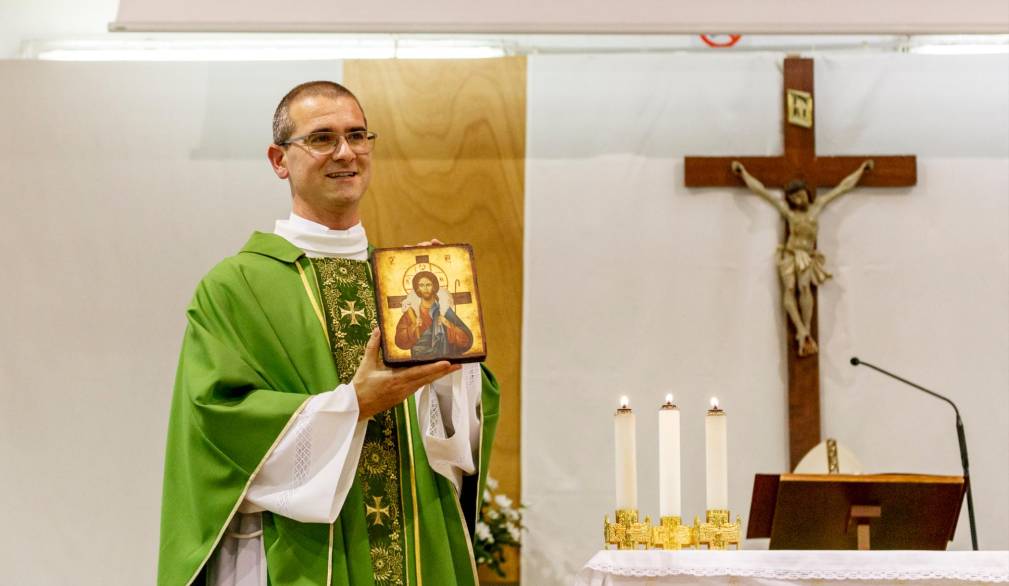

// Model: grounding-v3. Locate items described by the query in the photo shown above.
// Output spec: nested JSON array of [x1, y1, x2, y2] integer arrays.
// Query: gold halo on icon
[[402, 262, 449, 295]]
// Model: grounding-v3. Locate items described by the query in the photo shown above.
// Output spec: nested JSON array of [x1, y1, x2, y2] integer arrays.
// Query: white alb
[[207, 212, 483, 586]]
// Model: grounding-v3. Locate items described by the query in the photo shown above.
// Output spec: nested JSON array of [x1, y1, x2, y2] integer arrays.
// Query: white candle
[[705, 397, 728, 510], [614, 396, 637, 510], [658, 393, 681, 517]]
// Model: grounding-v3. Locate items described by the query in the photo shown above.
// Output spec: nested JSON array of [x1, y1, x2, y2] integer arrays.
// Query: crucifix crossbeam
[[684, 57, 917, 468], [685, 61, 916, 194]]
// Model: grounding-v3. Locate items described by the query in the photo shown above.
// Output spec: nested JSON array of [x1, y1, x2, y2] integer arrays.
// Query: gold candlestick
[[694, 509, 742, 550], [650, 515, 695, 550], [604, 509, 653, 549]]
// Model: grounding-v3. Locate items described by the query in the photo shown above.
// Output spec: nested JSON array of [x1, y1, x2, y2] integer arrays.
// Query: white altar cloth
[[575, 550, 1009, 585]]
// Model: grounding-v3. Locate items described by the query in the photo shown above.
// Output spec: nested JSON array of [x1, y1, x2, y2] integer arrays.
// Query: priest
[[157, 80, 500, 586]]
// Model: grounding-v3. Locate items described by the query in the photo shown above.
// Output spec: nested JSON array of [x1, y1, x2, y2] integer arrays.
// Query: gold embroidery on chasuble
[[312, 257, 407, 586]]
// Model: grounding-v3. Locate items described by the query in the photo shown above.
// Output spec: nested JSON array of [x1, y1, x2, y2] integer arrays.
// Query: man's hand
[[412, 238, 443, 247], [352, 328, 459, 421]]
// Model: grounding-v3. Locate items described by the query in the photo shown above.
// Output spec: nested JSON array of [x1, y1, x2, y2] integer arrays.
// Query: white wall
[[522, 53, 1009, 584], [0, 59, 344, 584], [0, 0, 118, 57]]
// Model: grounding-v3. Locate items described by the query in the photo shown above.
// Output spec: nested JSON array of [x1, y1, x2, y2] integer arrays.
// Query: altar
[[576, 550, 1009, 585]]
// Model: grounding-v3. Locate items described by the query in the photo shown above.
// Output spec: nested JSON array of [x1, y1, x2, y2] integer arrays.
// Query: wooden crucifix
[[684, 57, 917, 468]]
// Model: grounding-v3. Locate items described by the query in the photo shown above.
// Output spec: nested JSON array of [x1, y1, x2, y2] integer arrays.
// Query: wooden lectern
[[747, 474, 966, 550]]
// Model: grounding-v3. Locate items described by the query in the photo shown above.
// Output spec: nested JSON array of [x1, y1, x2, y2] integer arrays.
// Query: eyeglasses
[[280, 130, 377, 156]]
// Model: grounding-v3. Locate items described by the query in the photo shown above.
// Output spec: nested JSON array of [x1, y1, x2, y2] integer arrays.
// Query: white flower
[[507, 523, 521, 542], [505, 508, 520, 521], [494, 494, 513, 509], [476, 521, 494, 542], [482, 489, 492, 503], [487, 509, 500, 520], [486, 476, 499, 490]]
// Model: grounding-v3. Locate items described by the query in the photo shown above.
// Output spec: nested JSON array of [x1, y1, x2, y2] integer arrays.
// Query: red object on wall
[[700, 34, 742, 48]]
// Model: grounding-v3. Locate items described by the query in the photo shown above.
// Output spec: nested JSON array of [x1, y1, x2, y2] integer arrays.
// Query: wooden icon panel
[[372, 244, 487, 366]]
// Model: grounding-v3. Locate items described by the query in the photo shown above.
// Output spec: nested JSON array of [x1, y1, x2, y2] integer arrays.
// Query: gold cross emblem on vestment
[[339, 300, 366, 326], [366, 496, 390, 526]]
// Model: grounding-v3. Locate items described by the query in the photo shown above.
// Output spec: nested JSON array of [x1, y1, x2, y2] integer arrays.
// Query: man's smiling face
[[275, 94, 372, 220]]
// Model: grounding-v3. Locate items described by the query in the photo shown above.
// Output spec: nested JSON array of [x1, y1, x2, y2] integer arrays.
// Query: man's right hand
[[352, 328, 460, 421]]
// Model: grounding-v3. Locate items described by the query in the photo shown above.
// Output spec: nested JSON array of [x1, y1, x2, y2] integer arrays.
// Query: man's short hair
[[272, 81, 365, 145]]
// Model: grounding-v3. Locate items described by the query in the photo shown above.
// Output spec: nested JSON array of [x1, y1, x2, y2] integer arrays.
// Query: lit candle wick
[[665, 393, 674, 404], [710, 397, 720, 410], [620, 395, 630, 409]]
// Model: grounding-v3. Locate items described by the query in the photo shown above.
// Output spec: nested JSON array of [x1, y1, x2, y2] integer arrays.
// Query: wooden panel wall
[[345, 57, 525, 582]]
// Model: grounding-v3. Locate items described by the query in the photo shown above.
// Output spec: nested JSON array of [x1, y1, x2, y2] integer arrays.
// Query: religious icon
[[371, 244, 487, 366]]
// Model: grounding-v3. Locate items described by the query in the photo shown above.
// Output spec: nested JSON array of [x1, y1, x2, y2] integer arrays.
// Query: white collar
[[273, 212, 369, 260]]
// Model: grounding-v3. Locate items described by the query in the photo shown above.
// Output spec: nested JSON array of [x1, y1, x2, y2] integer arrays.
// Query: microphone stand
[[850, 357, 978, 550]]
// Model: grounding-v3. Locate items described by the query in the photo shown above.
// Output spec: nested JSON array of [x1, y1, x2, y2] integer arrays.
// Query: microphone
[[850, 356, 978, 550]]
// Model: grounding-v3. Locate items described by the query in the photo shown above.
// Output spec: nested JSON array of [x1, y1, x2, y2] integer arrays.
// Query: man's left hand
[[353, 328, 460, 420]]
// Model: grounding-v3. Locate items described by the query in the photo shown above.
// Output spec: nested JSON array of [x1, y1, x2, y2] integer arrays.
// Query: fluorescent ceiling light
[[394, 45, 505, 59], [37, 47, 395, 61], [909, 34, 1008, 54], [911, 44, 1008, 55], [32, 38, 505, 61], [25, 34, 1008, 61]]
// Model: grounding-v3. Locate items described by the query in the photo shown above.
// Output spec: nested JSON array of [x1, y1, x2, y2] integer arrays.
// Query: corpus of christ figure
[[731, 158, 874, 356]]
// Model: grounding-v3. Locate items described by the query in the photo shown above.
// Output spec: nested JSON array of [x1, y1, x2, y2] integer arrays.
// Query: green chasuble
[[158, 232, 500, 586]]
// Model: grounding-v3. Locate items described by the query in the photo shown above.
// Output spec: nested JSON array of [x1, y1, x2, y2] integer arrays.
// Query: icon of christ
[[394, 270, 474, 360]]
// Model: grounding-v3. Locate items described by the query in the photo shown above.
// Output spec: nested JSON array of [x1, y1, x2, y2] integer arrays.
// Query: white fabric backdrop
[[522, 53, 1009, 585], [0, 60, 345, 584]]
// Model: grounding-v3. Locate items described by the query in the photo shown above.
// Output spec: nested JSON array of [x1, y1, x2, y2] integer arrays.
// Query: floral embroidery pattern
[[313, 257, 405, 586]]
